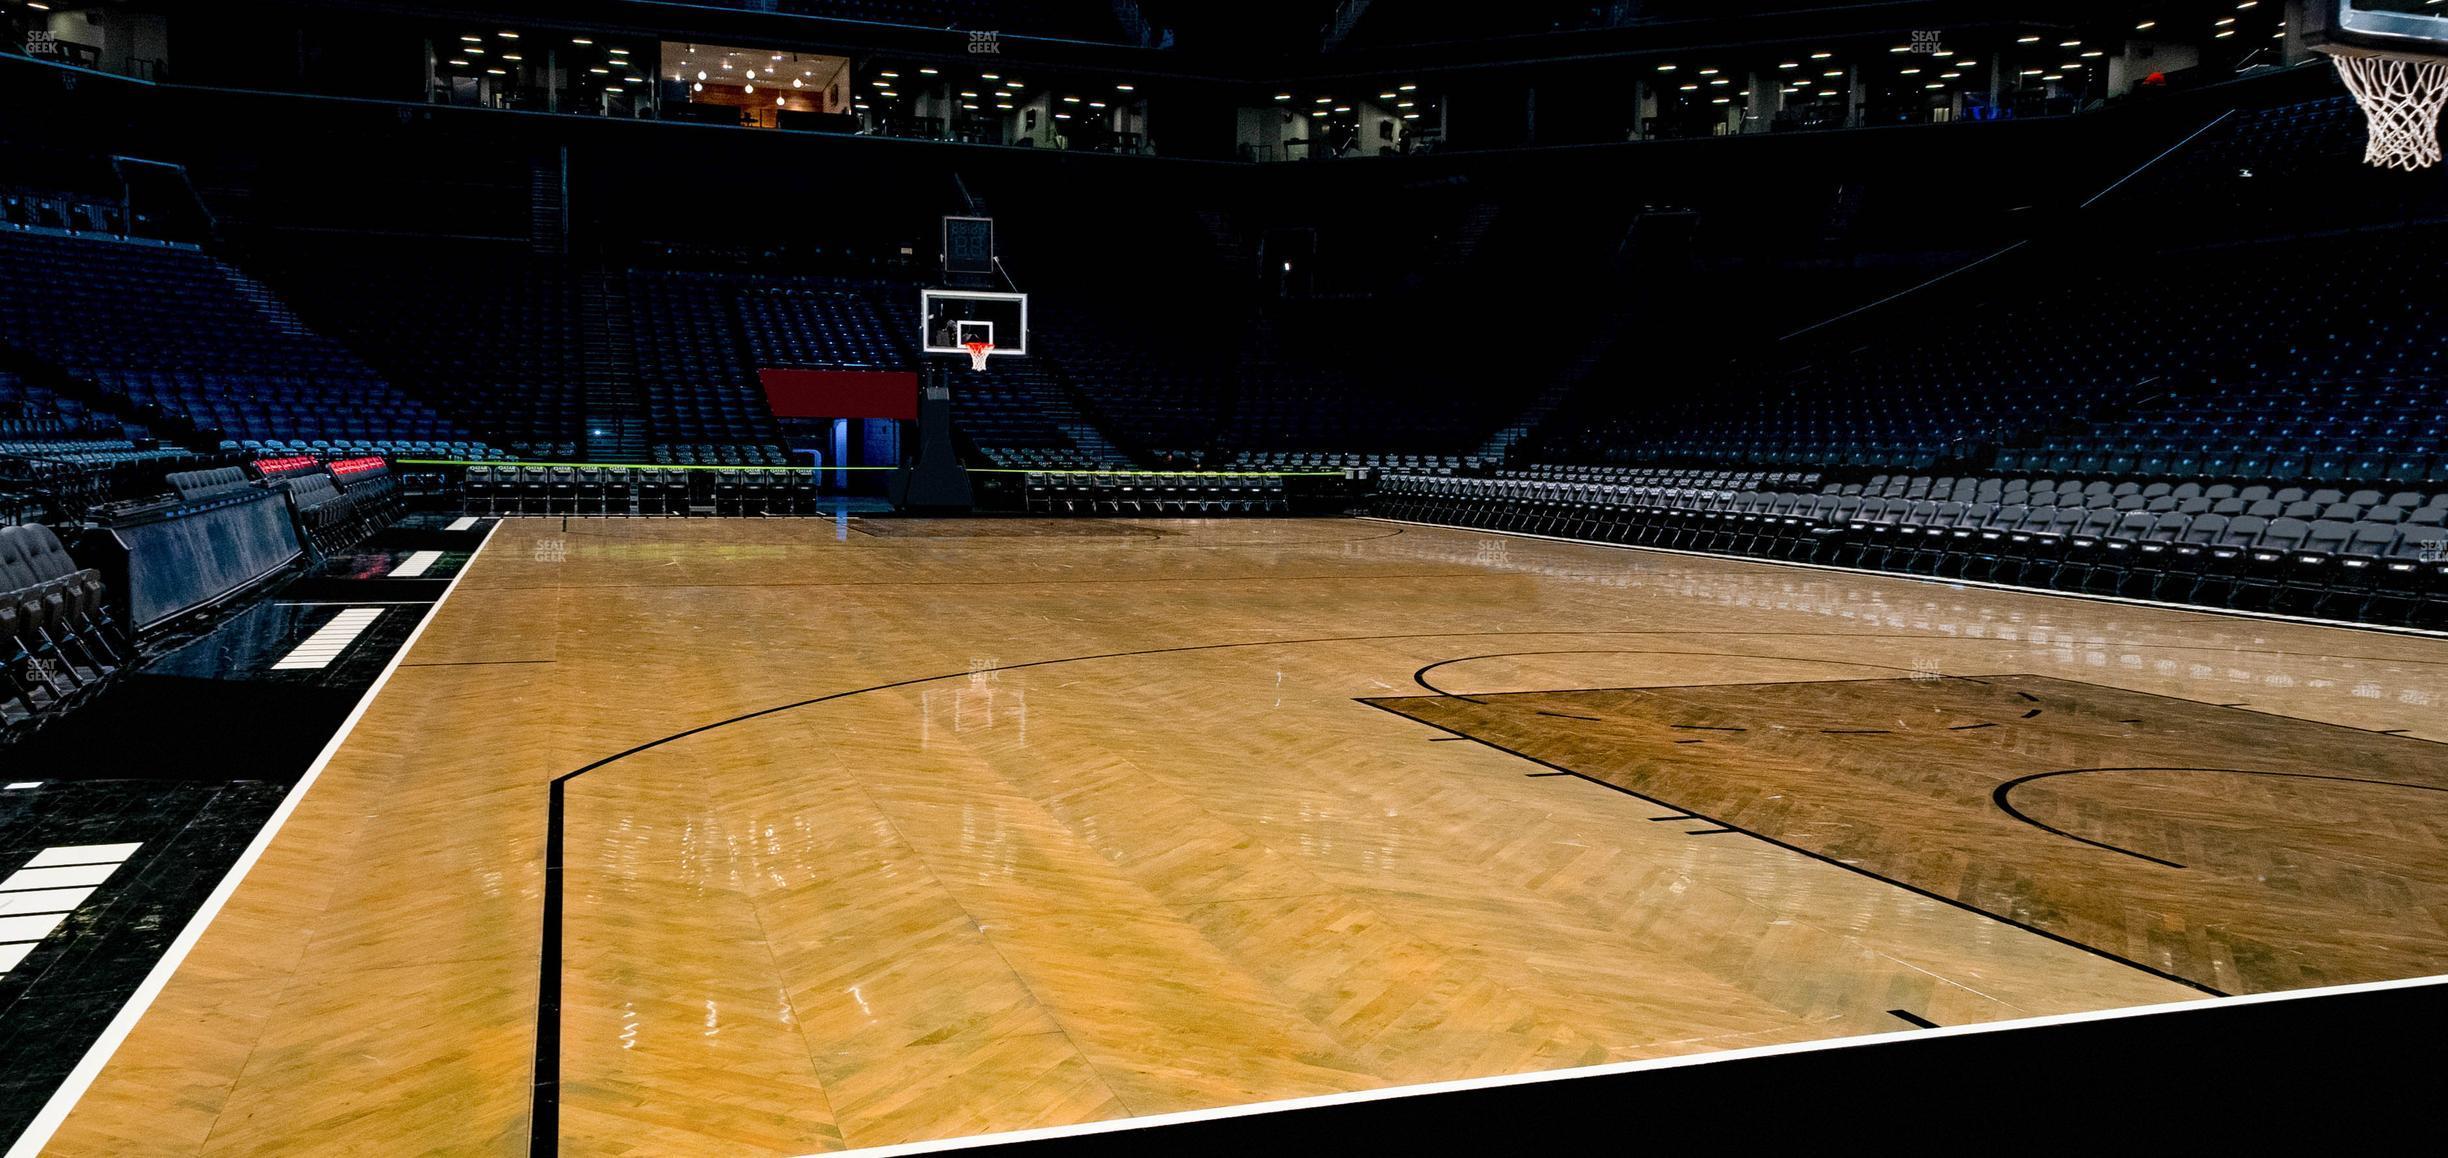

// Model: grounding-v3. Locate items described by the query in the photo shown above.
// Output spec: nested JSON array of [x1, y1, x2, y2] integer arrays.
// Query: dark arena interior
[[3, 0, 2448, 1153]]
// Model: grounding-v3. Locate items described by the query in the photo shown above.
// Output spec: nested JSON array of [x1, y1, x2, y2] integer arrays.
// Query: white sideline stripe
[[1358, 516, 2448, 641], [0, 847, 142, 980], [445, 516, 478, 531], [0, 865, 116, 892], [25, 844, 142, 869], [269, 608, 384, 671], [2, 783, 38, 790], [812, 973, 2448, 1157], [0, 913, 70, 944], [0, 888, 97, 916], [3, 522, 499, 1158], [390, 550, 444, 578]]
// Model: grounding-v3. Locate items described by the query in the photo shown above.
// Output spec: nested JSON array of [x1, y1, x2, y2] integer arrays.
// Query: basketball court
[[23, 515, 2446, 1154], [9, 2, 2448, 1153]]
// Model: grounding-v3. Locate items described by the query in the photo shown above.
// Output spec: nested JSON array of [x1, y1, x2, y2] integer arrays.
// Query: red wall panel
[[759, 368, 919, 421]]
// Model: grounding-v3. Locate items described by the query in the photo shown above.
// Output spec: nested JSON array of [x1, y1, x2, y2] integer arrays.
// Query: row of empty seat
[[1229, 450, 1478, 474], [1534, 227, 2448, 473], [1994, 378, 2448, 484], [1023, 470, 1302, 514], [3, 186, 131, 239], [462, 465, 829, 517], [1023, 472, 1290, 516], [0, 230, 490, 453], [980, 447, 1114, 471], [1375, 468, 2448, 628], [167, 455, 401, 560], [1, 522, 125, 734]]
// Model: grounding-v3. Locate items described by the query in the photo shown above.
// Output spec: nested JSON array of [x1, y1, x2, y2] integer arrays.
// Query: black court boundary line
[[524, 625, 1990, 1153], [1991, 766, 2448, 868], [1351, 697, 2228, 999]]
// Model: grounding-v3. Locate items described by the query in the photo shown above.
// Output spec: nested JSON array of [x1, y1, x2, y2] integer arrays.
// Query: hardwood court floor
[[40, 518, 2448, 1155]]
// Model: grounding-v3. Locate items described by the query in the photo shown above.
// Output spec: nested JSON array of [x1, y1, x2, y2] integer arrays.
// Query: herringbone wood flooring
[[42, 518, 2448, 1154]]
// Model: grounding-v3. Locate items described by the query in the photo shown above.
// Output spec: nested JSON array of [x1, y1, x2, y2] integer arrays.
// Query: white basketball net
[[963, 340, 994, 372], [2334, 53, 2448, 171]]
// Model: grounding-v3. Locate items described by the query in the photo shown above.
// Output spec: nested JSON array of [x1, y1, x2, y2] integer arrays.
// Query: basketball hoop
[[2331, 51, 2448, 170], [963, 340, 995, 372]]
